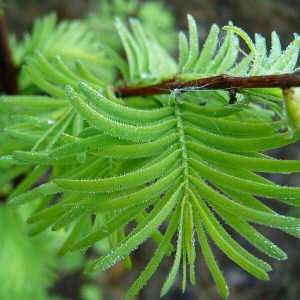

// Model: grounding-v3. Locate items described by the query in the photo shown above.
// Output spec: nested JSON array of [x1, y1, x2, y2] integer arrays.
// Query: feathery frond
[[0, 206, 58, 300], [85, 0, 176, 52], [10, 12, 116, 92], [2, 14, 300, 299]]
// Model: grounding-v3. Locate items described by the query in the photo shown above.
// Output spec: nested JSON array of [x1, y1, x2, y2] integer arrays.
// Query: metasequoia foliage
[[0, 206, 58, 299], [1, 14, 300, 298]]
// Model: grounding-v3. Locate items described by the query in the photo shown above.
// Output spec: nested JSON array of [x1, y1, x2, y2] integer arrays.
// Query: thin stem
[[116, 71, 300, 98], [0, 15, 20, 95]]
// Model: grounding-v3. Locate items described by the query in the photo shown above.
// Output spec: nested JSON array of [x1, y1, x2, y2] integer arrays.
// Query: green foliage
[[0, 205, 58, 300], [283, 87, 300, 130], [85, 0, 176, 52], [9, 12, 116, 93], [1, 7, 300, 300]]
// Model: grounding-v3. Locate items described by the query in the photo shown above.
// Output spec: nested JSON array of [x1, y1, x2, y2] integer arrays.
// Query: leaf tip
[[84, 263, 96, 274], [7, 196, 20, 207]]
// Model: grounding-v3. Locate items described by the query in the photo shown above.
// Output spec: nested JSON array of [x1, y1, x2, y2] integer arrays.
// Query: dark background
[[4, 1, 300, 300], [6, 0, 300, 45]]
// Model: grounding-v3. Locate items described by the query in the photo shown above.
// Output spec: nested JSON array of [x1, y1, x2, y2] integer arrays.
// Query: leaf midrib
[[175, 102, 190, 195]]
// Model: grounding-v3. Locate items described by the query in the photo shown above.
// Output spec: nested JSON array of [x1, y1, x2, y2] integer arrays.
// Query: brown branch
[[0, 15, 20, 95], [116, 71, 300, 98]]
